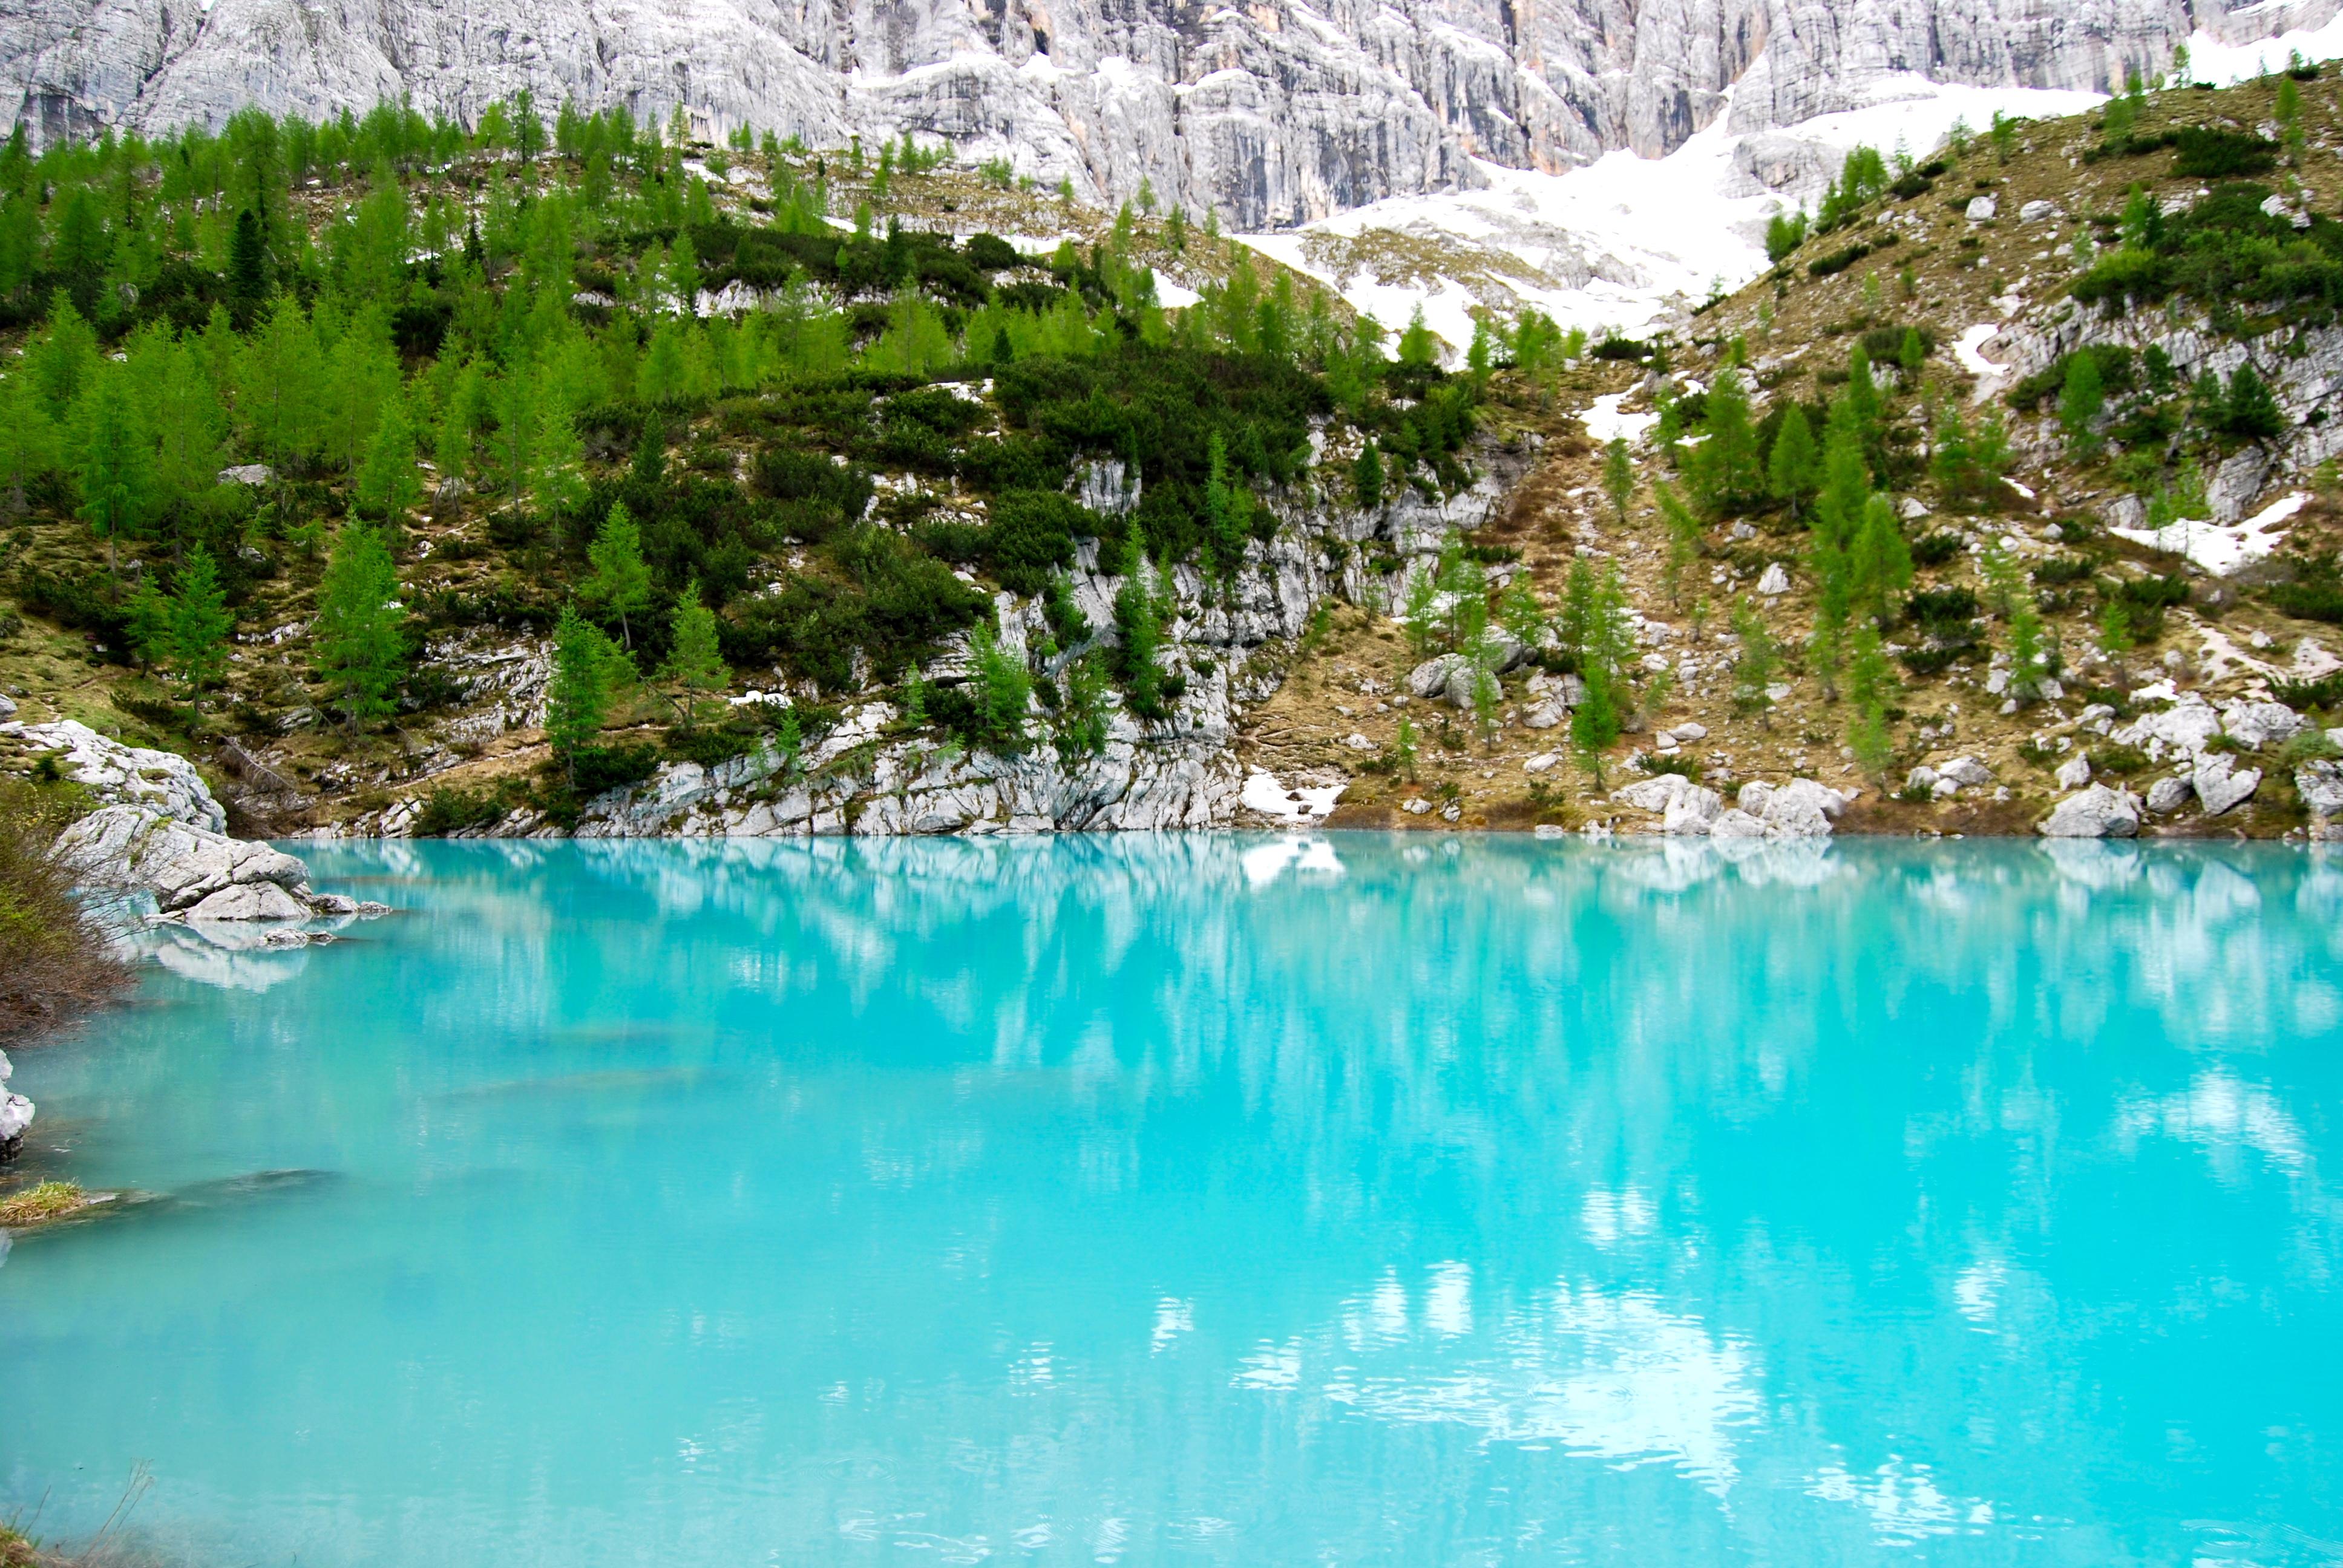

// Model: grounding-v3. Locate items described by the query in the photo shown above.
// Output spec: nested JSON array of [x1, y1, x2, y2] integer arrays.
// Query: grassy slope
[[1272, 70, 2343, 837]]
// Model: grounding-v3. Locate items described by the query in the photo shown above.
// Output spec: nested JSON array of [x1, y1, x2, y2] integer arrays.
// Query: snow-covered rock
[[2040, 783, 2141, 838], [11, 720, 225, 831]]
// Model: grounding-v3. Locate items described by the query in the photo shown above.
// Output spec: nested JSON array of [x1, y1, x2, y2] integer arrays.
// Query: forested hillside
[[0, 99, 1533, 834]]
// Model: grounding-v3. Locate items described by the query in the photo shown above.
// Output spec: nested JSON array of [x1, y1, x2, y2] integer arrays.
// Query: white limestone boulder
[[2040, 783, 2141, 838], [56, 805, 314, 915]]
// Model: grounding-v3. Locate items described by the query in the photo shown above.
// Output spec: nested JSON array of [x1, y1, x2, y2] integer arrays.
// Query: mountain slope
[[4, 0, 2335, 228]]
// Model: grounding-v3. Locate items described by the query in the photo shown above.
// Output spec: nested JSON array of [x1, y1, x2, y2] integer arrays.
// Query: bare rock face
[[4, 0, 2328, 229], [7, 719, 226, 833]]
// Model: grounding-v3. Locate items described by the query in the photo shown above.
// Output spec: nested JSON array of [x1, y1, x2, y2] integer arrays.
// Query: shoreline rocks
[[0, 1051, 31, 1163]]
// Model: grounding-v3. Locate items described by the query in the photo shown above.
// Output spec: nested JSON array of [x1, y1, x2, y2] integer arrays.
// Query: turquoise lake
[[3, 834, 2340, 1566]]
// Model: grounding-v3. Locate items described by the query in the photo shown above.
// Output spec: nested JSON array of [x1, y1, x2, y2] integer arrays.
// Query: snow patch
[[1236, 75, 2100, 354], [1581, 393, 1659, 446], [1951, 323, 2011, 403], [2112, 492, 2306, 575], [1152, 272, 1203, 309], [1239, 768, 1345, 826], [2185, 16, 2343, 86]]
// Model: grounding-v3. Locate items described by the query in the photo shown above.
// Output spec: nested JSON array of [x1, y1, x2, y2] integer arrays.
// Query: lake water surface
[[4, 834, 2340, 1566]]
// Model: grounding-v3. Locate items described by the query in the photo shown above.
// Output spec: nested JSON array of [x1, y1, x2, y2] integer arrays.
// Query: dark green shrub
[[2275, 672, 2343, 709], [2171, 126, 2278, 177], [1910, 531, 1964, 567], [2008, 345, 2136, 412], [412, 786, 509, 837], [568, 744, 661, 796], [1905, 586, 1981, 625], [981, 490, 1092, 595]]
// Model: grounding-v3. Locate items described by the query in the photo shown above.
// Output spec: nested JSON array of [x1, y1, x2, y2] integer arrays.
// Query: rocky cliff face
[[336, 441, 1537, 841], [5, 0, 2330, 227]]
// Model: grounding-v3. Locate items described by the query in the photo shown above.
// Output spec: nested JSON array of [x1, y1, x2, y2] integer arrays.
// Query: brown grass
[[0, 1180, 88, 1227], [0, 780, 129, 1044]]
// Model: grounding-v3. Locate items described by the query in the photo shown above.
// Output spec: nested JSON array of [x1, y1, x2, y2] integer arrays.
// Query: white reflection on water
[[2117, 1068, 2311, 1177]]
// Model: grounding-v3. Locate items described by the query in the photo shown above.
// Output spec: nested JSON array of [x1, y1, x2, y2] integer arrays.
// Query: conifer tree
[[227, 209, 270, 327], [30, 294, 99, 420], [585, 501, 654, 647], [1602, 437, 1634, 526], [1656, 481, 1702, 607], [1693, 365, 1760, 514], [1111, 528, 1165, 717], [2059, 351, 2105, 458], [165, 544, 232, 694], [1397, 305, 1440, 368], [1731, 596, 1780, 724], [313, 524, 405, 730], [658, 578, 727, 727], [2224, 362, 2283, 440], [546, 603, 632, 776], [74, 364, 154, 577], [1846, 624, 1897, 777], [531, 396, 589, 546], [1766, 403, 1818, 518], [1353, 439, 1384, 510], [969, 622, 1032, 753], [149, 339, 227, 514], [1848, 493, 1913, 629], [355, 400, 423, 526], [0, 373, 56, 515]]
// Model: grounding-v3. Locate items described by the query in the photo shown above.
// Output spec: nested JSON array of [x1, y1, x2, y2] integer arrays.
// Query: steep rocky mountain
[[4, 0, 2335, 227]]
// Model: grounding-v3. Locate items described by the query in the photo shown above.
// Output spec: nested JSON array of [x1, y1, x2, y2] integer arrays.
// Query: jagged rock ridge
[[4, 0, 2335, 227]]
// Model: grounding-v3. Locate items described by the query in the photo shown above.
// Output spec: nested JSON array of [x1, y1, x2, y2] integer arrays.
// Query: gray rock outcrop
[[54, 804, 384, 921], [2040, 782, 2141, 838], [3, 0, 2324, 229], [5, 719, 226, 832], [0, 1050, 31, 1161]]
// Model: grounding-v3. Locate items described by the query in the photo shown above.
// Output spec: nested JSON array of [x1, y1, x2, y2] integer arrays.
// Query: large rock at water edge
[[2040, 784, 2141, 838], [56, 805, 313, 913], [0, 1050, 27, 1160]]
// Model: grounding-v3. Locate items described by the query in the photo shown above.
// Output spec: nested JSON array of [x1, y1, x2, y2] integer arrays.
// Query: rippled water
[[3, 835, 2340, 1567]]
